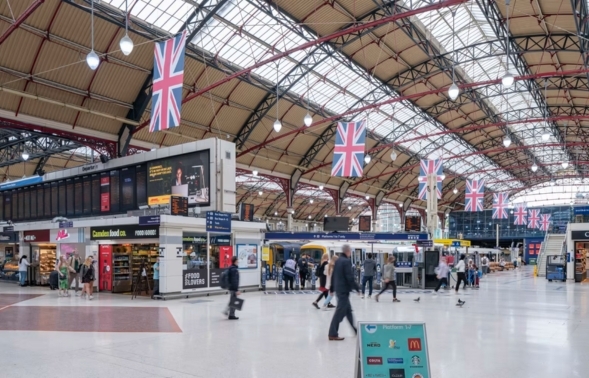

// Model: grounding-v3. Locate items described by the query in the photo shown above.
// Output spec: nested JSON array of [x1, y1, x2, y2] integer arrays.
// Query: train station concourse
[[2, 0, 589, 377]]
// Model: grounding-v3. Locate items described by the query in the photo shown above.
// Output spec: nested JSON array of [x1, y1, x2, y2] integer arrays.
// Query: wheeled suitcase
[[49, 271, 59, 290]]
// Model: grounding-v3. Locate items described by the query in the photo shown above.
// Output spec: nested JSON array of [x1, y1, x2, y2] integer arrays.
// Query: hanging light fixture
[[531, 162, 538, 172], [503, 134, 511, 147], [273, 63, 281, 133], [347, 206, 352, 210], [448, 10, 459, 101], [303, 64, 312, 127], [310, 199, 314, 204], [252, 170, 258, 177], [453, 187, 458, 194], [274, 211, 277, 216], [562, 161, 569, 169], [390, 150, 397, 161], [304, 113, 313, 127], [440, 174, 446, 181], [365, 195, 370, 200], [86, 0, 100, 70], [502, 72, 514, 88], [364, 155, 371, 164], [319, 185, 324, 190], [258, 191, 263, 196], [119, 0, 134, 56], [541, 129, 550, 141], [21, 150, 29, 161]]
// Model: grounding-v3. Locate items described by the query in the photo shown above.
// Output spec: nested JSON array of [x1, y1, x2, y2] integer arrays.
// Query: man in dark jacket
[[361, 253, 376, 299], [225, 256, 240, 320], [329, 245, 360, 340], [298, 254, 309, 289]]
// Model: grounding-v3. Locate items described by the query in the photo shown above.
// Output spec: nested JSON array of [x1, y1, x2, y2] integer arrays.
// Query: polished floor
[[0, 267, 587, 377]]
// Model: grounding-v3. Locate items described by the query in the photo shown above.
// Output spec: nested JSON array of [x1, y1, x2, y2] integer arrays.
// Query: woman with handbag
[[375, 256, 400, 302], [312, 254, 329, 309], [57, 255, 75, 297], [81, 257, 96, 300]]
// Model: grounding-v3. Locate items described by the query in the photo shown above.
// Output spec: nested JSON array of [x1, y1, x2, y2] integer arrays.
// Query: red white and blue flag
[[149, 31, 187, 133], [492, 192, 509, 219], [464, 179, 484, 212], [539, 214, 551, 231], [331, 120, 366, 177], [417, 159, 443, 200], [528, 209, 540, 229], [514, 203, 527, 225]]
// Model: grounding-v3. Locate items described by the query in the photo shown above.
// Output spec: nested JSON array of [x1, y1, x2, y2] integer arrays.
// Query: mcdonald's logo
[[407, 338, 422, 351]]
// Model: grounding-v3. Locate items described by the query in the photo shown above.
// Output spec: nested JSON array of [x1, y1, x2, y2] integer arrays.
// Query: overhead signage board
[[358, 216, 371, 232], [182, 233, 231, 245], [356, 321, 431, 378], [239, 203, 255, 221], [206, 211, 231, 233], [416, 240, 433, 248], [264, 232, 428, 241], [139, 215, 161, 226], [574, 206, 589, 215], [90, 225, 159, 240], [170, 196, 189, 216], [0, 175, 43, 191], [58, 221, 74, 229], [404, 216, 421, 232], [571, 231, 589, 240]]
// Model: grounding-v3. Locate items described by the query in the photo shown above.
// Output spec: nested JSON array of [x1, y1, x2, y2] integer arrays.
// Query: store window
[[182, 233, 232, 290]]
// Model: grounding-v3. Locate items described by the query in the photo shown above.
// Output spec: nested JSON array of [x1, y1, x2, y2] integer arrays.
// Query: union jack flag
[[464, 179, 485, 212], [539, 214, 551, 231], [417, 159, 443, 200], [331, 120, 366, 177], [149, 31, 187, 133], [514, 203, 527, 225], [492, 192, 509, 219], [528, 209, 540, 229]]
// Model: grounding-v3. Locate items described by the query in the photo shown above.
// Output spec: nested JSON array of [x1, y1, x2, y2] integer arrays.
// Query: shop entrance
[[99, 243, 159, 294]]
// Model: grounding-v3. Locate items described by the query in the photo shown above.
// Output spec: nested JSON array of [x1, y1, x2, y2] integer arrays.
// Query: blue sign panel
[[139, 215, 161, 226], [574, 206, 589, 215], [206, 211, 231, 233], [451, 241, 461, 247], [0, 175, 43, 191], [416, 240, 433, 247], [59, 221, 74, 229], [264, 232, 428, 241], [357, 321, 431, 378]]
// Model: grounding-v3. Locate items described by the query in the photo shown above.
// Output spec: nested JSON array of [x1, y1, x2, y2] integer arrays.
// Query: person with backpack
[[67, 251, 82, 295], [312, 254, 329, 309], [481, 255, 489, 275], [361, 253, 376, 299], [298, 254, 309, 290], [283, 256, 296, 290], [223, 256, 240, 320], [81, 256, 95, 300], [152, 257, 160, 299]]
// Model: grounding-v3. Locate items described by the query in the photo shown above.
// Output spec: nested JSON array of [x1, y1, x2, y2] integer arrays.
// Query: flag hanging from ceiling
[[417, 159, 444, 200], [464, 179, 485, 212], [514, 203, 527, 225], [149, 30, 187, 133], [528, 209, 540, 229], [492, 192, 509, 219], [331, 120, 366, 177], [539, 214, 551, 231]]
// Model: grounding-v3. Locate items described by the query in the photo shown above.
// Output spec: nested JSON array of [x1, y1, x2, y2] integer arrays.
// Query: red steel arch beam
[[0, 0, 45, 45], [236, 67, 589, 158], [131, 0, 468, 135]]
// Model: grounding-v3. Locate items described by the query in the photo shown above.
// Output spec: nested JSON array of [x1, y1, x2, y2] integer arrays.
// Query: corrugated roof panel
[[90, 63, 148, 104], [0, 28, 42, 72], [32, 40, 93, 91]]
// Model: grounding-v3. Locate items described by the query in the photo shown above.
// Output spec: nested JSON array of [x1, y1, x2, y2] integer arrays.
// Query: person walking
[[481, 255, 489, 275], [283, 256, 296, 290], [67, 252, 82, 296], [18, 255, 30, 286], [455, 254, 467, 294], [322, 255, 338, 310], [361, 253, 376, 299], [225, 256, 240, 320], [57, 255, 75, 297], [298, 254, 309, 290], [80, 256, 96, 300], [152, 257, 160, 299], [434, 257, 450, 293], [328, 245, 359, 341], [375, 256, 400, 302], [312, 254, 329, 309]]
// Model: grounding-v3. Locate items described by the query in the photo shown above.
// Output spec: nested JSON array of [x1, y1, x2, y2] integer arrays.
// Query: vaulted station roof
[[0, 0, 587, 220]]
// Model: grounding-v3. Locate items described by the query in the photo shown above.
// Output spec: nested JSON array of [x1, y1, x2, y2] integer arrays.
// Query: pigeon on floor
[[414, 297, 420, 302], [456, 299, 465, 307]]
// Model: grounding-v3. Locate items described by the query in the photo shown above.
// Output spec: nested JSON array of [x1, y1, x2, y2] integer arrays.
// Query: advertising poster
[[99, 245, 112, 292], [357, 322, 431, 378], [237, 244, 257, 269], [100, 175, 110, 212], [262, 246, 270, 262], [147, 150, 210, 206], [219, 246, 233, 268], [183, 269, 207, 290]]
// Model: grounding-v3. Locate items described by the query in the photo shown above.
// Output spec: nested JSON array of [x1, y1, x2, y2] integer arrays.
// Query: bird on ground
[[456, 299, 465, 307], [414, 297, 420, 302]]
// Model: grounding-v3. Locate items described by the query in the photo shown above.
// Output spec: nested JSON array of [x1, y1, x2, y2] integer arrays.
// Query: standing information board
[[356, 321, 431, 378]]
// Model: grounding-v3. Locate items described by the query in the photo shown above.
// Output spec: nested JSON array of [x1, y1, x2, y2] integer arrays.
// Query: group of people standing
[[56, 252, 96, 299]]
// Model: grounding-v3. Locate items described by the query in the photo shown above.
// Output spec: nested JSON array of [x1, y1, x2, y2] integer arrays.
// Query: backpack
[[220, 269, 230, 289], [316, 262, 325, 278]]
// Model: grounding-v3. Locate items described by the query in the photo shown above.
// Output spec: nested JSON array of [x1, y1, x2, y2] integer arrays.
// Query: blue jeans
[[362, 276, 373, 296], [19, 271, 27, 286]]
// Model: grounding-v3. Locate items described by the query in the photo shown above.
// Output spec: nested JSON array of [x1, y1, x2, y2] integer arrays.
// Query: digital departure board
[[36, 185, 43, 217], [51, 182, 58, 217], [120, 167, 135, 212], [91, 174, 100, 214], [4, 192, 11, 221], [83, 177, 91, 215], [100, 172, 110, 212], [110, 170, 120, 213], [65, 179, 74, 216], [359, 215, 371, 232], [12, 190, 18, 221], [44, 183, 51, 218], [239, 203, 254, 221], [22, 189, 29, 220], [58, 180, 66, 216], [136, 165, 147, 207], [30, 187, 37, 220], [170, 196, 188, 216], [0, 194, 3, 221], [74, 177, 83, 216], [404, 215, 422, 232], [17, 189, 24, 221]]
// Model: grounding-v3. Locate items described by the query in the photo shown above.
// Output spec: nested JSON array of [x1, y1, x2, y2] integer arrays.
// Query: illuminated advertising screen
[[147, 150, 210, 207]]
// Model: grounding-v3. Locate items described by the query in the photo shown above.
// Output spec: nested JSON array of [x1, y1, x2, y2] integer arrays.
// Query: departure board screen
[[22, 189, 29, 220], [91, 174, 100, 214], [4, 192, 11, 221], [44, 183, 51, 218], [12, 190, 18, 221], [30, 187, 37, 220], [110, 170, 120, 213], [136, 165, 147, 207], [65, 179, 74, 216], [17, 189, 25, 220], [36, 185, 43, 219], [82, 176, 91, 215], [74, 177, 83, 216], [51, 182, 59, 217], [120, 167, 135, 212], [404, 216, 421, 232], [100, 172, 110, 212], [0, 194, 3, 221], [58, 180, 66, 216]]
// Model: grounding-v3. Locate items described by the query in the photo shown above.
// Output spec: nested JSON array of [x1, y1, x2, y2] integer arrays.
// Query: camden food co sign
[[90, 225, 159, 240]]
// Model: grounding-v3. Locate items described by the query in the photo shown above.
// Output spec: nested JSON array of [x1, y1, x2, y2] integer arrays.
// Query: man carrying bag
[[223, 256, 242, 320]]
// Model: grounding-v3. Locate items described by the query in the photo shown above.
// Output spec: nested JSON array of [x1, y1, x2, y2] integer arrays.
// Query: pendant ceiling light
[[502, 0, 514, 88], [119, 0, 134, 56], [503, 135, 511, 147], [531, 162, 538, 172], [86, 0, 100, 70], [310, 199, 314, 204], [541, 129, 550, 141], [365, 195, 370, 200], [319, 185, 324, 190], [453, 187, 458, 194], [303, 70, 312, 126], [304, 113, 313, 127], [21, 150, 29, 161], [562, 161, 569, 169], [448, 10, 459, 101], [390, 150, 397, 161], [258, 191, 263, 196], [364, 155, 371, 164], [252, 170, 258, 177], [273, 63, 281, 133]]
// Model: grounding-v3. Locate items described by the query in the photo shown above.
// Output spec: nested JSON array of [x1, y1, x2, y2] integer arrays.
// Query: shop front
[[21, 229, 55, 285], [182, 233, 233, 292], [0, 231, 19, 282], [90, 224, 160, 293], [569, 230, 589, 282]]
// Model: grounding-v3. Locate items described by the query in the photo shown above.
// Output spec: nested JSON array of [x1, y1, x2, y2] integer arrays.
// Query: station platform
[[0, 267, 587, 378]]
